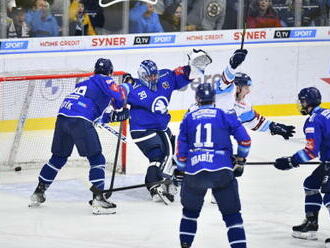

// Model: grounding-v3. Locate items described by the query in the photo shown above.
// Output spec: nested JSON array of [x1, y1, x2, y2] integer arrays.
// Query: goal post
[[0, 71, 127, 173]]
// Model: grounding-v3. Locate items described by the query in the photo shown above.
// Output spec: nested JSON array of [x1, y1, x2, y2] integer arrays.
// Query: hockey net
[[0, 71, 127, 173]]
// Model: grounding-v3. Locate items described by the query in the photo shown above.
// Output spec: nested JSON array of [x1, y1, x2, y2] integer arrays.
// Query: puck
[[14, 166, 22, 172]]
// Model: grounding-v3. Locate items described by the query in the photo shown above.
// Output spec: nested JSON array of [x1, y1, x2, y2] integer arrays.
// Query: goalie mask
[[138, 60, 159, 92], [297, 87, 321, 115]]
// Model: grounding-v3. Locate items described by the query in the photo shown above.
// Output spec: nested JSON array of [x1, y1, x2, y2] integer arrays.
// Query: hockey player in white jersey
[[232, 72, 295, 138], [189, 49, 295, 139]]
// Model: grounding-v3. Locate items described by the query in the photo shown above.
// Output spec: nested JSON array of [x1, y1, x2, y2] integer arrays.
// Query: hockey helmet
[[298, 87, 321, 115], [195, 83, 215, 105], [234, 72, 252, 87], [137, 60, 159, 91], [94, 58, 113, 75]]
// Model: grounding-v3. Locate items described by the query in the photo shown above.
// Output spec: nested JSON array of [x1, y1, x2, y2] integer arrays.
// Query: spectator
[[247, 0, 283, 28], [223, 0, 238, 29], [129, 2, 164, 33], [302, 0, 323, 26], [11, 8, 30, 38], [187, 0, 226, 31], [160, 3, 182, 32], [7, 0, 17, 18], [69, 0, 96, 36], [26, 0, 59, 37], [81, 0, 105, 34]]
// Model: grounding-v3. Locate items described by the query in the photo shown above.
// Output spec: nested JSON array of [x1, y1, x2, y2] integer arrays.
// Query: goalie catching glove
[[101, 108, 130, 123], [269, 122, 295, 140], [188, 49, 212, 73]]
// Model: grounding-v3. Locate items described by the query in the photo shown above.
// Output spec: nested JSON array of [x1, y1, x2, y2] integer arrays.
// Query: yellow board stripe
[[1, 102, 329, 132]]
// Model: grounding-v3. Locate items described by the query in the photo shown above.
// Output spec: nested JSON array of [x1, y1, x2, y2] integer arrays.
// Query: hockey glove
[[103, 108, 130, 123], [122, 73, 134, 84], [269, 122, 295, 140], [274, 157, 299, 170], [232, 155, 246, 177], [229, 49, 248, 69], [188, 48, 212, 73]]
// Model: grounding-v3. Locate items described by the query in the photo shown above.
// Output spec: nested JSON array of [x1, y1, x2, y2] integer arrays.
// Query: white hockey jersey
[[189, 64, 272, 133]]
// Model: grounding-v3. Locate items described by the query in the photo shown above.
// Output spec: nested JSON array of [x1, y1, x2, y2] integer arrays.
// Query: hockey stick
[[246, 161, 320, 165], [104, 121, 124, 199], [96, 123, 127, 143], [240, 0, 250, 49], [90, 179, 169, 196]]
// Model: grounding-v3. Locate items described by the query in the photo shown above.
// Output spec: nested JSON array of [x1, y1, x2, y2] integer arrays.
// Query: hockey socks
[[88, 153, 106, 190], [38, 155, 67, 185], [179, 208, 200, 247], [223, 212, 247, 248]]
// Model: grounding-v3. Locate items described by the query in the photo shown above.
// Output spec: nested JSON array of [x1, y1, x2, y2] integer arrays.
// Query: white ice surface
[[0, 117, 329, 248]]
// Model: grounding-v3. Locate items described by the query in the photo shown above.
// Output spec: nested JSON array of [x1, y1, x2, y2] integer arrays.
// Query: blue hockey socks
[[88, 153, 106, 190], [179, 208, 200, 246], [38, 154, 67, 185], [223, 212, 247, 248]]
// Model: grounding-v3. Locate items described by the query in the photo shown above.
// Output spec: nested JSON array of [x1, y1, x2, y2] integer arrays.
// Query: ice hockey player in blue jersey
[[273, 87, 330, 247], [121, 50, 212, 204], [30, 58, 129, 215], [176, 83, 251, 248]]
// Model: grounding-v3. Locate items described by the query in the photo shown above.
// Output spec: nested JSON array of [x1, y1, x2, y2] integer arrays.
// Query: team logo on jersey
[[162, 81, 170, 89], [152, 96, 169, 114], [40, 79, 64, 101]]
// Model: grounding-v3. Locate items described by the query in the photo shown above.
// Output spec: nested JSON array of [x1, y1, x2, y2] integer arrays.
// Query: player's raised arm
[[216, 49, 248, 92], [172, 49, 212, 90]]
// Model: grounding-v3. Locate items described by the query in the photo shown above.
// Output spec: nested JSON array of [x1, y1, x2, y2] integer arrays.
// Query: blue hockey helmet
[[234, 72, 252, 87], [195, 83, 215, 105], [94, 58, 113, 75], [137, 60, 159, 91], [298, 87, 321, 115]]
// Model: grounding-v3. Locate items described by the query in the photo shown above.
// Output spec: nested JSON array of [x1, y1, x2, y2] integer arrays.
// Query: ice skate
[[29, 182, 48, 208], [149, 182, 176, 205], [92, 193, 117, 215], [325, 238, 330, 248], [292, 218, 319, 240]]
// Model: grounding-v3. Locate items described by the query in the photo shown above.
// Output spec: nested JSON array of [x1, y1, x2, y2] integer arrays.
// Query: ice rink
[[1, 117, 329, 248]]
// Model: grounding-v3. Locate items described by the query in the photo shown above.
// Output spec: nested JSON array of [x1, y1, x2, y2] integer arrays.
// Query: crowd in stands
[[2, 0, 330, 38]]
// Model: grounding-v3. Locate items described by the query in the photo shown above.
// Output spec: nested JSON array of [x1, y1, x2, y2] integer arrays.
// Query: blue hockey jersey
[[176, 105, 251, 175], [58, 74, 126, 122], [292, 107, 330, 163], [123, 66, 192, 131]]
